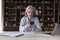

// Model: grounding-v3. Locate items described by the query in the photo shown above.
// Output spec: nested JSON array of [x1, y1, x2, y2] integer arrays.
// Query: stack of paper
[[0, 32, 24, 37]]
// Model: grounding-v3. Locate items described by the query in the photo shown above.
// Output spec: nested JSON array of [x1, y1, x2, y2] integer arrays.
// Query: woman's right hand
[[24, 24, 31, 29]]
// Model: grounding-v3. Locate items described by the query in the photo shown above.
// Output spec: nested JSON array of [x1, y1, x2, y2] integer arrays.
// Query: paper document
[[0, 32, 24, 37]]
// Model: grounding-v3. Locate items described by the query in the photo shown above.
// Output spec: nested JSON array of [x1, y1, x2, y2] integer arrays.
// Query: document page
[[0, 32, 24, 37]]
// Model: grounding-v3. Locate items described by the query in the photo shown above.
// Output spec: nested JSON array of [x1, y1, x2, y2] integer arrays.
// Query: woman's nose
[[30, 12, 32, 15]]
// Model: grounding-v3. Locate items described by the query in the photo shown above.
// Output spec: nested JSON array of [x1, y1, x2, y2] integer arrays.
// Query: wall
[[0, 0, 3, 32]]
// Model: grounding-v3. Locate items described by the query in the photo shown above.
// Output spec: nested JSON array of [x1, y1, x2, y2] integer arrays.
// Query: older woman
[[20, 5, 41, 32]]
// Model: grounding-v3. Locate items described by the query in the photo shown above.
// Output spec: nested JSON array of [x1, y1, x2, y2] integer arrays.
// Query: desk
[[0, 32, 60, 40]]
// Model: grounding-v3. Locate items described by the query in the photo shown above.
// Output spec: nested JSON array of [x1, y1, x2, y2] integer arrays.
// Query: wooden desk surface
[[0, 32, 60, 40]]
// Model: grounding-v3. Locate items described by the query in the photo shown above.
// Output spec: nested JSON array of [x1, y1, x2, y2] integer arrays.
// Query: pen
[[16, 34, 24, 37]]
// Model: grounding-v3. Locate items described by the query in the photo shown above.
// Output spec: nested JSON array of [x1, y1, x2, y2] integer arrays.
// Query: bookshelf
[[3, 0, 59, 31], [58, 0, 60, 24], [4, 0, 19, 31]]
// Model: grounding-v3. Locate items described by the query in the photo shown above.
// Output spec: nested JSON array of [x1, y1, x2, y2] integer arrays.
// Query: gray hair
[[25, 5, 35, 16]]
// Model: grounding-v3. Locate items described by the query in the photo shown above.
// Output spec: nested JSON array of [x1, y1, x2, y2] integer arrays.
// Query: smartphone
[[30, 21, 34, 25]]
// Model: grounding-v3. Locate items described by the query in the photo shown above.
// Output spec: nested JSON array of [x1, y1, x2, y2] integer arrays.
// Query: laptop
[[44, 23, 60, 36]]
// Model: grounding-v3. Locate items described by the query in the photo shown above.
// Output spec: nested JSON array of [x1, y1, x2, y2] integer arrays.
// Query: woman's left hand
[[31, 24, 36, 30]]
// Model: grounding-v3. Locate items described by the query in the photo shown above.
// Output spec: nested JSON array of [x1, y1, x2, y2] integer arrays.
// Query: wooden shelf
[[7, 20, 16, 22], [5, 14, 16, 15], [4, 26, 18, 27], [44, 8, 54, 10], [44, 15, 54, 16], [5, 8, 17, 9], [5, 2, 17, 3]]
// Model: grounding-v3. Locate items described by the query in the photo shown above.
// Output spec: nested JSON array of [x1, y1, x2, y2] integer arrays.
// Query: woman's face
[[27, 9, 34, 18]]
